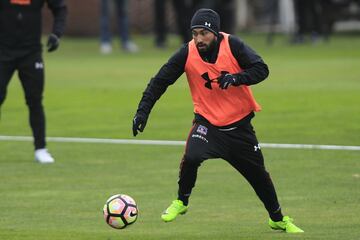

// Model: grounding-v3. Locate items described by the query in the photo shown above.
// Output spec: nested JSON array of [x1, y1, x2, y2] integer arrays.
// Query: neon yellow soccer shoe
[[161, 200, 189, 222], [269, 216, 304, 233]]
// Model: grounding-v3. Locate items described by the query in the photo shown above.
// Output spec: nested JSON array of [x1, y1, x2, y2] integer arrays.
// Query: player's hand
[[218, 73, 240, 89], [47, 33, 60, 52], [132, 113, 148, 137]]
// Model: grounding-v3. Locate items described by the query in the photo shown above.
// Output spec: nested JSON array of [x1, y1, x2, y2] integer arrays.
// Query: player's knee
[[25, 95, 42, 109], [184, 152, 203, 165], [0, 89, 7, 105], [0, 94, 5, 105]]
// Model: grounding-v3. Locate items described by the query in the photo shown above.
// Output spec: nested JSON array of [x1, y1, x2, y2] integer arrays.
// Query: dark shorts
[[184, 117, 264, 169]]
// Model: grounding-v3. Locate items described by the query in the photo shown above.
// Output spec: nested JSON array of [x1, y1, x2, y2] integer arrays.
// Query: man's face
[[192, 28, 217, 53]]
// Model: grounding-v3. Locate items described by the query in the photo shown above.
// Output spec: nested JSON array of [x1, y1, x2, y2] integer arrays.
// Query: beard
[[196, 39, 217, 53]]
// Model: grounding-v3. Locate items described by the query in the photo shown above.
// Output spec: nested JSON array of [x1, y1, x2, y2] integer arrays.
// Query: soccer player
[[132, 8, 304, 233], [0, 0, 67, 163]]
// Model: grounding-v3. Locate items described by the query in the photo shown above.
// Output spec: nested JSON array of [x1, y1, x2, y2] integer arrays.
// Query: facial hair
[[197, 38, 217, 53]]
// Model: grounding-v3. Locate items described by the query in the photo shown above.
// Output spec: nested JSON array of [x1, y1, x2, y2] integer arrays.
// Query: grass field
[[0, 33, 360, 239]]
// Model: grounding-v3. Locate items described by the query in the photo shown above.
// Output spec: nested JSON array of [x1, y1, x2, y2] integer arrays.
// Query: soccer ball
[[103, 194, 138, 229]]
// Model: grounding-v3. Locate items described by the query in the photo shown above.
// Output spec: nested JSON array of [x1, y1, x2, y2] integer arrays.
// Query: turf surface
[[0, 33, 359, 239]]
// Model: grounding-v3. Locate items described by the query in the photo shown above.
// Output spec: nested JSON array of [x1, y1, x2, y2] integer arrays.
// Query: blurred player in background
[[0, 0, 67, 163], [133, 8, 304, 233], [99, 0, 138, 54], [154, 0, 192, 48]]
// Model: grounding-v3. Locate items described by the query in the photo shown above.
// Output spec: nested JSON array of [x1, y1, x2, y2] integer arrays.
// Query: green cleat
[[269, 216, 304, 233], [161, 200, 189, 222]]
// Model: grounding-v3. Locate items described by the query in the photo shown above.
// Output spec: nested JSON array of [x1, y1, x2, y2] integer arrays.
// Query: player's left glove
[[132, 113, 148, 137], [47, 33, 60, 52], [218, 73, 241, 89]]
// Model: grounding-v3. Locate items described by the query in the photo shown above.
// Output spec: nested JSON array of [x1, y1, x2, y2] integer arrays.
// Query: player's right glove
[[218, 73, 241, 89], [132, 113, 148, 137]]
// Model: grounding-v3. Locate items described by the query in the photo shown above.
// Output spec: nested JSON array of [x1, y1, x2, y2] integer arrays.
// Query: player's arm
[[228, 35, 269, 85], [218, 35, 269, 89], [132, 44, 188, 136], [46, 0, 67, 52]]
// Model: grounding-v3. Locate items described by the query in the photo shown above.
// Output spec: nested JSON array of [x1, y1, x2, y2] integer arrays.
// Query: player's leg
[[17, 52, 54, 163], [161, 122, 221, 222], [225, 122, 303, 233], [154, 0, 167, 47], [228, 147, 285, 221], [99, 0, 112, 54], [115, 0, 138, 52], [0, 60, 16, 119]]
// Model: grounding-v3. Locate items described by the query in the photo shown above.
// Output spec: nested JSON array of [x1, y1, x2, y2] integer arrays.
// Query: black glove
[[47, 33, 60, 52], [218, 73, 241, 89], [132, 113, 148, 137]]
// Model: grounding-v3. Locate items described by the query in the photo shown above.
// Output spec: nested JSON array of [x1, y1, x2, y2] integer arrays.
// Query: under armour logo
[[201, 71, 229, 89], [205, 22, 211, 27], [35, 62, 43, 69], [254, 144, 261, 152]]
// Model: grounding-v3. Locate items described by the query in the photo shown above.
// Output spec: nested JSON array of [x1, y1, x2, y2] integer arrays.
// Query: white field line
[[1, 135, 360, 151]]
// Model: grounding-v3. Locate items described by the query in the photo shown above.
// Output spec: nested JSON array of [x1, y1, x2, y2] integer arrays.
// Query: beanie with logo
[[190, 8, 221, 36]]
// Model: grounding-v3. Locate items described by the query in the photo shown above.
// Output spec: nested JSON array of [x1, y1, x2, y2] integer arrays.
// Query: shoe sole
[[161, 209, 188, 222], [35, 159, 54, 164], [270, 226, 285, 231], [270, 226, 304, 233]]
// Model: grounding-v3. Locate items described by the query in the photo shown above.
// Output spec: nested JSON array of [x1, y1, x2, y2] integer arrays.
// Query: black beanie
[[190, 8, 220, 36]]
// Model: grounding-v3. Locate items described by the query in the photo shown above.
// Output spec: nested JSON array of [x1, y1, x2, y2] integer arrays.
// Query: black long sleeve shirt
[[0, 0, 67, 60], [137, 34, 269, 118]]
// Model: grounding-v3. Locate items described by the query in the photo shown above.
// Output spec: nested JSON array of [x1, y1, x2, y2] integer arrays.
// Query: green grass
[[0, 34, 360, 239]]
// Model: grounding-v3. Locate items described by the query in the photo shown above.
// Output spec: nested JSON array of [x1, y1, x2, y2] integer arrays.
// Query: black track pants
[[177, 119, 281, 215], [0, 51, 46, 149]]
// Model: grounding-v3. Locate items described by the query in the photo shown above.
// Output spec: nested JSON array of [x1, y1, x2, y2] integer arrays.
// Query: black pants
[[294, 0, 324, 36], [178, 118, 282, 218], [0, 51, 46, 150], [154, 0, 192, 46]]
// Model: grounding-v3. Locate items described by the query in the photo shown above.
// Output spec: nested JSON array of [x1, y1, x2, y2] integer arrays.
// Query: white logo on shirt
[[35, 62, 44, 69]]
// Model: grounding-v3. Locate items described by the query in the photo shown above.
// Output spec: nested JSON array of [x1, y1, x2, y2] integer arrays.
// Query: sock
[[269, 207, 283, 222], [177, 193, 190, 206]]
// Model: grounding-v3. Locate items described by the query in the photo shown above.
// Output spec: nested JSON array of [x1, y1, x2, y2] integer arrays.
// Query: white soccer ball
[[103, 194, 138, 229]]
